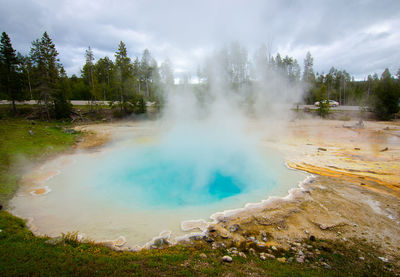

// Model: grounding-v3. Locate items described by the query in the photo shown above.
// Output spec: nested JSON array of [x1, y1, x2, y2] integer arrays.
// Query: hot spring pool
[[10, 122, 307, 247]]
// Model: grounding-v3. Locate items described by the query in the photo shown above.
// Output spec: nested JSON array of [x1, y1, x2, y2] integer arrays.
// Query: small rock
[[199, 253, 207, 259], [0, 229, 2, 233], [219, 230, 230, 239], [204, 236, 214, 243], [257, 242, 267, 248], [64, 128, 77, 134], [231, 250, 239, 255], [28, 130, 35, 136], [305, 229, 309, 235], [354, 147, 360, 150], [380, 147, 388, 152], [271, 246, 277, 251], [222, 255, 233, 263], [306, 245, 313, 249], [318, 147, 327, 151], [45, 236, 63, 245], [319, 224, 328, 230], [262, 237, 268, 242], [249, 248, 256, 256], [259, 254, 266, 261], [238, 252, 247, 259], [277, 257, 286, 263], [265, 253, 276, 259], [378, 257, 389, 263], [208, 226, 216, 232], [189, 234, 203, 241], [359, 256, 365, 260], [296, 256, 305, 263], [228, 224, 240, 232], [154, 237, 169, 248], [315, 249, 321, 255], [323, 262, 332, 269], [288, 257, 294, 263]]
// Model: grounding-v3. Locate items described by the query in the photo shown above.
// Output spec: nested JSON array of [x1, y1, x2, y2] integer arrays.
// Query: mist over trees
[[0, 31, 399, 120]]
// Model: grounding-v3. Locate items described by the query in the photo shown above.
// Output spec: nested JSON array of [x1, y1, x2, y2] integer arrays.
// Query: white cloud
[[0, 0, 399, 78]]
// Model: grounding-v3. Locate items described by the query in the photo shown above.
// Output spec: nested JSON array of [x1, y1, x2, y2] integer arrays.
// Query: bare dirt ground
[[72, 119, 400, 266], [207, 119, 400, 267]]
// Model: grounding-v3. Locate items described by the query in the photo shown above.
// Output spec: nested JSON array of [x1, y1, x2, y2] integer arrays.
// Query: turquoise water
[[91, 143, 276, 209]]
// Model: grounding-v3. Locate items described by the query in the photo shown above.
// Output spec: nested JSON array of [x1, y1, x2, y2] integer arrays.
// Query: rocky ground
[[200, 119, 400, 271]]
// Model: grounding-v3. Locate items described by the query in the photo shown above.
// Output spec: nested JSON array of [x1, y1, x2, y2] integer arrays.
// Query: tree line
[[0, 31, 174, 120], [1, 32, 399, 120], [302, 52, 400, 120]]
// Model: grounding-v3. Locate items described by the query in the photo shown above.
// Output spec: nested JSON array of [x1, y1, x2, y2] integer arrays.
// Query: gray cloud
[[1, 0, 399, 79]]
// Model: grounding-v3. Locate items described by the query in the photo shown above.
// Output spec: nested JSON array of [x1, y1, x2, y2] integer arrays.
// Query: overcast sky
[[1, 0, 399, 80]]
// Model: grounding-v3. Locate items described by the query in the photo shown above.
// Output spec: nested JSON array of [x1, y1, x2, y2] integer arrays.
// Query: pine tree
[[115, 41, 132, 110], [140, 49, 152, 98], [18, 54, 34, 100], [30, 32, 61, 120], [95, 56, 114, 100], [302, 51, 315, 83], [54, 67, 72, 119], [160, 59, 174, 86], [82, 46, 95, 92], [372, 68, 400, 120], [0, 32, 23, 113], [302, 51, 316, 104]]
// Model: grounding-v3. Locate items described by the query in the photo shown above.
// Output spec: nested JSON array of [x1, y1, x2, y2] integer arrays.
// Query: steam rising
[[10, 42, 308, 246], [162, 43, 305, 141]]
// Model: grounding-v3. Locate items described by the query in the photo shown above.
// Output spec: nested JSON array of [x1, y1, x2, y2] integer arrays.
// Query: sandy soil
[[206, 119, 400, 266]]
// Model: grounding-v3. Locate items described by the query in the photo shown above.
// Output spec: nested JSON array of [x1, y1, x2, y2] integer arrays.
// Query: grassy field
[[0, 112, 396, 276], [0, 118, 79, 204]]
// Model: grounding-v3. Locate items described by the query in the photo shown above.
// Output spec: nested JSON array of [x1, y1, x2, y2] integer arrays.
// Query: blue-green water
[[91, 143, 276, 209]]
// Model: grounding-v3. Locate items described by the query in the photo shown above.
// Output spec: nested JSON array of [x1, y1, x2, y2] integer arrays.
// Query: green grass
[[0, 117, 397, 276], [0, 211, 334, 276], [0, 209, 395, 276], [0, 118, 79, 205]]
